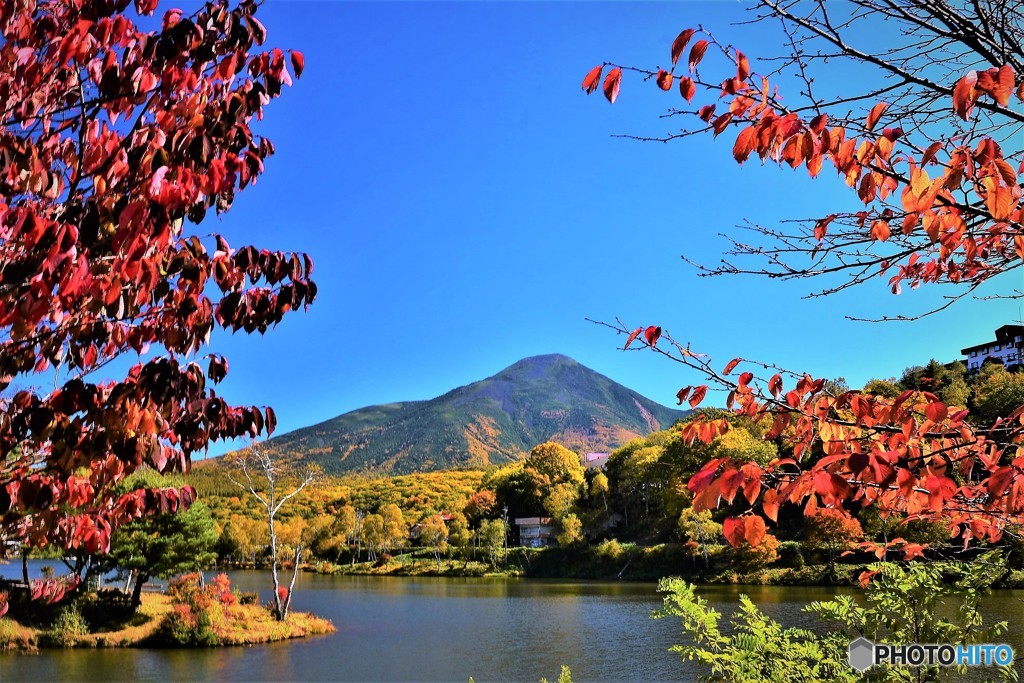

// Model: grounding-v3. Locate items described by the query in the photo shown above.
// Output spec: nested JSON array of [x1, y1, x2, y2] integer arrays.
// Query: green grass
[[0, 593, 333, 651]]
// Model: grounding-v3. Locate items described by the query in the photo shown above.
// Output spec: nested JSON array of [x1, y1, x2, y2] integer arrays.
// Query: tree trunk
[[130, 572, 148, 608], [270, 517, 283, 620], [21, 550, 29, 585], [281, 546, 302, 621]]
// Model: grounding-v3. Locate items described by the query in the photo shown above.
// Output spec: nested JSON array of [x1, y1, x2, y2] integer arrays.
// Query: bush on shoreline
[[0, 575, 334, 652]]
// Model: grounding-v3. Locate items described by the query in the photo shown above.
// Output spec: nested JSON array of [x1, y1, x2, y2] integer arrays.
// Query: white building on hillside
[[961, 325, 1024, 371]]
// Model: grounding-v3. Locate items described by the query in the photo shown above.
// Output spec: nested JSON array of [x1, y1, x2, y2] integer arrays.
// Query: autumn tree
[[862, 378, 901, 399], [231, 515, 267, 565], [227, 442, 319, 621], [419, 513, 448, 570], [542, 482, 580, 521], [678, 507, 722, 566], [361, 513, 385, 562], [463, 488, 497, 524], [381, 503, 407, 555], [605, 438, 667, 530], [301, 513, 336, 561], [804, 508, 864, 572], [583, 1, 1024, 566], [861, 508, 951, 549], [589, 471, 610, 515], [477, 518, 507, 568], [482, 462, 539, 520], [523, 442, 585, 502], [606, 418, 770, 541], [972, 363, 1024, 424], [447, 513, 472, 561], [0, 0, 313, 612], [734, 532, 780, 572], [334, 504, 359, 564], [556, 513, 584, 546], [899, 360, 970, 407]]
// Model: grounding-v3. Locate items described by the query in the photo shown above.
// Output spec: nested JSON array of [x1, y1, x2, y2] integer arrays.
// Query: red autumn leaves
[[953, 65, 1017, 119], [583, 28, 746, 107], [675, 385, 708, 409], [605, 308, 1024, 556], [585, 26, 1024, 296], [681, 373, 1024, 552], [582, 25, 1024, 561], [723, 515, 766, 547], [580, 65, 622, 103], [0, 0, 315, 573], [623, 325, 662, 350]]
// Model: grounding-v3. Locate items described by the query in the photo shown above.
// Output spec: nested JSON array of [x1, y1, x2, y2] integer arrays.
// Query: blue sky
[[190, 1, 1023, 457]]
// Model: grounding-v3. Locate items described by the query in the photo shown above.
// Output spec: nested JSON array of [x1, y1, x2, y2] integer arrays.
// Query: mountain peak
[[267, 355, 687, 475], [521, 353, 576, 364], [498, 353, 578, 375]]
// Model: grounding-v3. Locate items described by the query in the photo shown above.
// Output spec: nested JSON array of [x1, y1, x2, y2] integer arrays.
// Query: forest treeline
[[161, 358, 1024, 583]]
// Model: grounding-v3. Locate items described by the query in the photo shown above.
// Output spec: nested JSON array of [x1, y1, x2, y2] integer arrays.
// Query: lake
[[1, 561, 1023, 681]]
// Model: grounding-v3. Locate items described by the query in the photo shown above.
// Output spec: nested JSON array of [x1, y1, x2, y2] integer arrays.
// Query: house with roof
[[961, 325, 1024, 371], [515, 517, 556, 547]]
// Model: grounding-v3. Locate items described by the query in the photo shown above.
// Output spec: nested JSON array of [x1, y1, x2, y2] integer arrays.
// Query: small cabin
[[515, 517, 556, 548]]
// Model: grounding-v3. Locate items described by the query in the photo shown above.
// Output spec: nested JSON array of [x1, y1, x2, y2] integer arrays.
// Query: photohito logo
[[848, 637, 1014, 672]]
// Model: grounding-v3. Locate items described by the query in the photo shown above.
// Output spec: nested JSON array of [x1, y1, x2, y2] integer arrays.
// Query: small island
[[0, 464, 334, 653], [0, 573, 333, 652]]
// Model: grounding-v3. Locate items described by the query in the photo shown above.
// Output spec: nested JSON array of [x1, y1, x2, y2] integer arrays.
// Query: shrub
[[160, 573, 225, 646], [236, 591, 260, 606], [594, 538, 624, 561], [777, 541, 805, 568], [166, 572, 203, 604], [211, 573, 235, 605], [164, 603, 201, 645], [45, 604, 89, 647]]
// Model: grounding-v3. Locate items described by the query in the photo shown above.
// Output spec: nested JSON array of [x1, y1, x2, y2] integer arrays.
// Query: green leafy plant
[[810, 551, 1016, 682], [44, 605, 90, 648], [539, 666, 574, 683], [654, 578, 855, 683], [655, 551, 1016, 682]]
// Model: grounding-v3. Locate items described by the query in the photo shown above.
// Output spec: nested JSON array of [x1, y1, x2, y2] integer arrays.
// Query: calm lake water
[[1, 560, 1023, 682]]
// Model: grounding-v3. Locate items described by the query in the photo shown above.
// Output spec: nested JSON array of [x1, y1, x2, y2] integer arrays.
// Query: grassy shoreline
[[308, 545, 1024, 589], [0, 592, 334, 653]]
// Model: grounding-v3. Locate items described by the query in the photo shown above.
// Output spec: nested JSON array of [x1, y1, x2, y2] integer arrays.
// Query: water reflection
[[1, 561, 1022, 682]]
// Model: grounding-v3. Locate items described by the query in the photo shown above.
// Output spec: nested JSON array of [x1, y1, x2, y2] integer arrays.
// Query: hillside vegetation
[[259, 354, 686, 475]]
